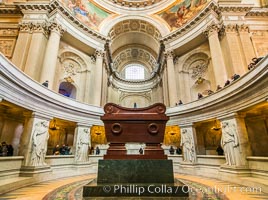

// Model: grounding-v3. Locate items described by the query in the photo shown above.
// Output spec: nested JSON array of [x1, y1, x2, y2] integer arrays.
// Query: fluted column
[[165, 51, 178, 107], [74, 124, 91, 163], [222, 24, 247, 75], [40, 22, 65, 90], [92, 50, 104, 106], [12, 22, 33, 71], [237, 24, 256, 66], [24, 22, 49, 81], [204, 24, 228, 86]]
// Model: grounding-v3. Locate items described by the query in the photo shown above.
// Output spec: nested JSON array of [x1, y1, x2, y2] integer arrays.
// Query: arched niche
[[58, 82, 77, 99]]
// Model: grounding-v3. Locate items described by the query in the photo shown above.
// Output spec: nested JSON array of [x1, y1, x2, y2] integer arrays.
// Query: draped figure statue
[[30, 121, 49, 166], [76, 128, 90, 162]]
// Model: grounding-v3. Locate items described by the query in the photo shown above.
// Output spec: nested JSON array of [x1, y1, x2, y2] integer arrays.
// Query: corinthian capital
[[203, 23, 221, 37], [18, 22, 33, 33], [49, 22, 65, 36], [164, 50, 174, 59], [236, 24, 249, 33], [95, 49, 104, 58]]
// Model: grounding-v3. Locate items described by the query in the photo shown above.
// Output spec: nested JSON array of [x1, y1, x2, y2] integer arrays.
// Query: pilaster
[[12, 22, 32, 71], [73, 124, 92, 163], [165, 50, 178, 107], [24, 22, 49, 81]]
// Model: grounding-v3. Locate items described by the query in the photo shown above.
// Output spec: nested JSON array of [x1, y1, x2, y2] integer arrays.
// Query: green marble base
[[83, 160, 189, 198], [97, 160, 174, 184]]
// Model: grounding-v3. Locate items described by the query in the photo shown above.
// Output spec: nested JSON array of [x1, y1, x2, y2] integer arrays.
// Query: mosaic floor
[[0, 174, 267, 200]]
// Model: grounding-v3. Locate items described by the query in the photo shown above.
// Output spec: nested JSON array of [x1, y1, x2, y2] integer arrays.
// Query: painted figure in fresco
[[76, 128, 90, 162], [221, 121, 241, 166], [30, 121, 49, 166], [180, 129, 195, 163]]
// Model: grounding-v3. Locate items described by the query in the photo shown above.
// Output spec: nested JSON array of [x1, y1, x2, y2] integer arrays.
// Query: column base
[[219, 165, 251, 177], [19, 165, 52, 177]]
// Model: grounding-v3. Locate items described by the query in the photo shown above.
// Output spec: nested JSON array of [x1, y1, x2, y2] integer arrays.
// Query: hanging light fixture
[[211, 120, 221, 131]]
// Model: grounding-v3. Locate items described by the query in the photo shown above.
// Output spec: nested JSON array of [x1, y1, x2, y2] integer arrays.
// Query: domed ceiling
[[63, 0, 209, 33]]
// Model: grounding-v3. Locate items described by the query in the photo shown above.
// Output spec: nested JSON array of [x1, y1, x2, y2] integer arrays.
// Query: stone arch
[[58, 81, 77, 99], [99, 15, 170, 37], [119, 92, 151, 108], [179, 52, 212, 101]]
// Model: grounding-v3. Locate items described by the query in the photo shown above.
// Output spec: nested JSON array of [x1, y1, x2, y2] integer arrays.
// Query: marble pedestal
[[83, 160, 189, 198]]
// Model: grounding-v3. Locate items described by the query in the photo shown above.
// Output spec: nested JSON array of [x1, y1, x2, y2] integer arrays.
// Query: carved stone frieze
[[0, 28, 19, 37], [18, 22, 33, 33], [218, 6, 252, 13], [0, 39, 16, 58], [109, 20, 161, 40]]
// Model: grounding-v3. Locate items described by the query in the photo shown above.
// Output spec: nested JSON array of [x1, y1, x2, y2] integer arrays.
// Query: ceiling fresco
[[156, 0, 208, 30], [64, 0, 112, 30]]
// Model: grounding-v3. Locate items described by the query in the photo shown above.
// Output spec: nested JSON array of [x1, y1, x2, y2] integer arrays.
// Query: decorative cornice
[[245, 11, 268, 17], [0, 5, 22, 15], [218, 6, 252, 13], [107, 0, 163, 8]]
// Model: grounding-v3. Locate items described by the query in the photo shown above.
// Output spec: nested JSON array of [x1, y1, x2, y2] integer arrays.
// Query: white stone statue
[[180, 128, 196, 163], [30, 120, 49, 166], [76, 128, 90, 162], [221, 121, 241, 166]]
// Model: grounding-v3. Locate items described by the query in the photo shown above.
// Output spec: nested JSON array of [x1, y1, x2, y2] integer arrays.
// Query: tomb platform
[[83, 103, 189, 198]]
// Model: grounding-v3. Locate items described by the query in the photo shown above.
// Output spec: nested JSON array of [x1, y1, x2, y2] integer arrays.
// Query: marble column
[[24, 22, 49, 81], [219, 113, 252, 167], [12, 22, 33, 71], [165, 51, 178, 107], [204, 24, 228, 87], [19, 112, 51, 168], [101, 67, 108, 106], [92, 50, 104, 106], [73, 124, 91, 163], [179, 124, 197, 164], [40, 22, 65, 90], [222, 24, 247, 75], [237, 24, 256, 66]]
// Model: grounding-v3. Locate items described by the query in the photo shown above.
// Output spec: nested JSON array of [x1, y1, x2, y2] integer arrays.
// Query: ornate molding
[[107, 0, 163, 8], [218, 6, 252, 13], [0, 28, 19, 37], [109, 19, 161, 40], [0, 39, 16, 58]]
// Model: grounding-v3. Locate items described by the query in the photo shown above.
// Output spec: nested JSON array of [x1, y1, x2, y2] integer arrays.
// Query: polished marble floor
[[0, 174, 267, 200]]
